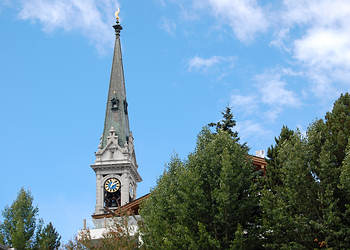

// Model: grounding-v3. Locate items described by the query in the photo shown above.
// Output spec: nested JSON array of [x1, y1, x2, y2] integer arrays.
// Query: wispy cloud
[[264, 107, 283, 122], [160, 17, 176, 35], [188, 56, 234, 72], [230, 94, 258, 114], [17, 0, 119, 53], [167, 0, 350, 100], [255, 73, 301, 107], [160, 0, 268, 41], [1, 0, 12, 6], [188, 56, 222, 71], [256, 71, 301, 122], [236, 120, 271, 140], [229, 69, 302, 122], [156, 0, 167, 8], [274, 0, 350, 98], [193, 0, 268, 42]]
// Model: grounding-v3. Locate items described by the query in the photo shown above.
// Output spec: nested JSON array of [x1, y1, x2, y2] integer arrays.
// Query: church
[[87, 11, 267, 239]]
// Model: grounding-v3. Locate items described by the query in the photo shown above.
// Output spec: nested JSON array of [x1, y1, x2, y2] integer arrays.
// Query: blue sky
[[1, 0, 350, 243]]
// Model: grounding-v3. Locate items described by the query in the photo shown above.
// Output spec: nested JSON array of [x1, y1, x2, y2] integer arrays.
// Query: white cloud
[[270, 28, 290, 51], [263, 107, 282, 122], [229, 70, 301, 122], [167, 0, 350, 98], [230, 94, 258, 114], [17, 0, 119, 52], [188, 55, 234, 71], [160, 18, 176, 35], [228, 67, 303, 122], [194, 0, 268, 42], [282, 0, 350, 27], [256, 73, 301, 107], [236, 120, 270, 139], [294, 28, 350, 70], [156, 0, 167, 7], [307, 70, 339, 98], [274, 0, 350, 97]]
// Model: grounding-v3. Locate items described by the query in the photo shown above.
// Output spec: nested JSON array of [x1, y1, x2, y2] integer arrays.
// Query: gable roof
[[92, 193, 150, 219]]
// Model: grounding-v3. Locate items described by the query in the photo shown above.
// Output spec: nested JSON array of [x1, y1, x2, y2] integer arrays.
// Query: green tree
[[260, 93, 350, 249], [265, 125, 294, 188], [140, 109, 262, 249], [0, 188, 61, 250], [0, 188, 38, 249], [209, 106, 239, 140], [65, 213, 143, 250], [34, 222, 61, 250]]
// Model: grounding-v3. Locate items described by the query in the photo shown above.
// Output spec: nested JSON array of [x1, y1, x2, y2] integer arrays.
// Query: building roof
[[251, 155, 267, 175], [92, 193, 151, 219]]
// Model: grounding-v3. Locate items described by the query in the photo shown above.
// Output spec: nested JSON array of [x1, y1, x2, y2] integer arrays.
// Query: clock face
[[129, 184, 134, 198], [104, 178, 121, 193]]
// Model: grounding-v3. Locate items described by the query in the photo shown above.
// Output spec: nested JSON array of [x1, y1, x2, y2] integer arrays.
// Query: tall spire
[[101, 16, 130, 148], [91, 11, 141, 219]]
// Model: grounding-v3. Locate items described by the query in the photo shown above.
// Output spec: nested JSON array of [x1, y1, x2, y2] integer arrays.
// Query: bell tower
[[91, 14, 142, 217]]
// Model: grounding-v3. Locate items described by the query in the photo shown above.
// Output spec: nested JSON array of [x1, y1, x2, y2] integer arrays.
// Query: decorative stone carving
[[106, 127, 118, 144], [98, 136, 103, 150]]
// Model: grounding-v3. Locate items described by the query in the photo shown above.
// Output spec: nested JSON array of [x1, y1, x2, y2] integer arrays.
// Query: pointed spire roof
[[101, 19, 130, 148]]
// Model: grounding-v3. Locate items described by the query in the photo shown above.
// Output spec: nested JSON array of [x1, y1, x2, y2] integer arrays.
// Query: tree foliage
[[34, 222, 61, 250], [209, 106, 239, 140], [0, 188, 38, 249], [260, 93, 350, 249], [140, 108, 262, 249], [0, 188, 61, 250], [65, 213, 143, 250], [265, 125, 294, 188]]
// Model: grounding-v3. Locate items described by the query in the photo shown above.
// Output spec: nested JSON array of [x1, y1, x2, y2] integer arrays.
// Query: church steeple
[[101, 17, 130, 148], [91, 12, 142, 218]]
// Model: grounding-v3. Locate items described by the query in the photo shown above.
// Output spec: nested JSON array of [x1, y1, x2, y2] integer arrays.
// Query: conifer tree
[[324, 93, 350, 166], [0, 233, 4, 246], [0, 188, 38, 249], [208, 106, 239, 141], [141, 109, 262, 249], [265, 125, 294, 187], [0, 188, 61, 250], [261, 93, 350, 249], [208, 106, 247, 150], [34, 222, 61, 250], [340, 141, 350, 193]]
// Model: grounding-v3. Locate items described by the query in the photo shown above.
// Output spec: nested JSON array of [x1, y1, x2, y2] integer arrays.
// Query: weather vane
[[115, 8, 120, 22]]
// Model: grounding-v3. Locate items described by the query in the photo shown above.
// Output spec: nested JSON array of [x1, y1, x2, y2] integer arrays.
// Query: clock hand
[[111, 182, 117, 189]]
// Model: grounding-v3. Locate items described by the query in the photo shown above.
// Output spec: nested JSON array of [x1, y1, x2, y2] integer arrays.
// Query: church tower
[[91, 14, 142, 217]]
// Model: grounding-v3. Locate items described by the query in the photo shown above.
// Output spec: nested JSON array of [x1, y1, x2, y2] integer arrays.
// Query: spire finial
[[113, 7, 122, 36], [115, 8, 120, 22]]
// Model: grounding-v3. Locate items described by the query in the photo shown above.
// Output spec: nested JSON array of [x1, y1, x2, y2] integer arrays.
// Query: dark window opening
[[104, 189, 121, 208]]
